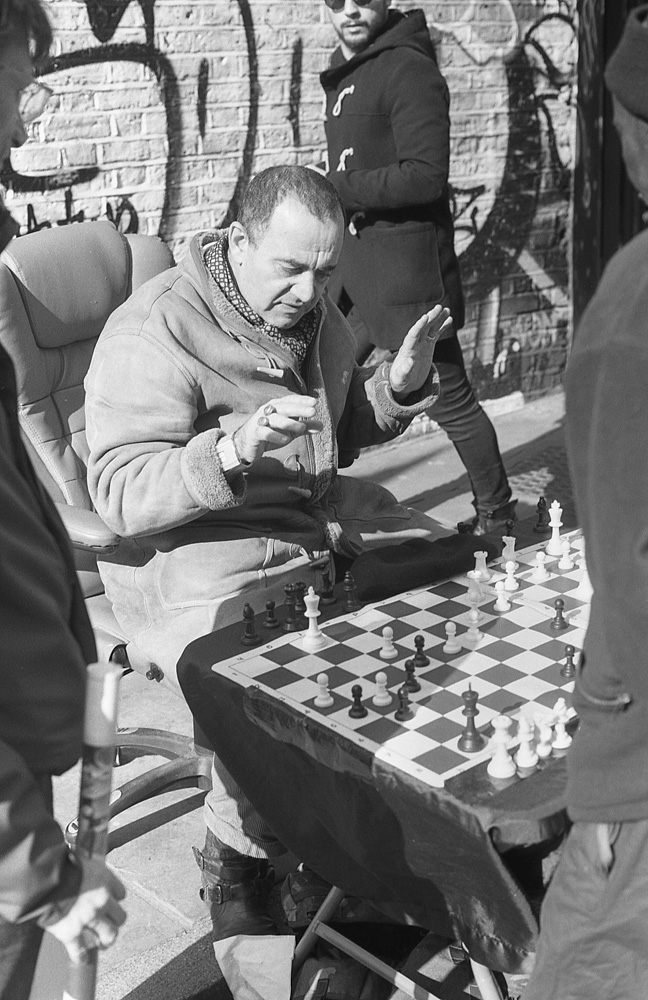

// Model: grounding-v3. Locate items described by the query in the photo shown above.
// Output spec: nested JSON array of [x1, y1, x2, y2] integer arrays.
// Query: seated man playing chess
[[84, 164, 453, 943]]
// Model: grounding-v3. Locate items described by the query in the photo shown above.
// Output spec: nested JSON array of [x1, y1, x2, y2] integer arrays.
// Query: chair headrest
[[0, 221, 170, 349]]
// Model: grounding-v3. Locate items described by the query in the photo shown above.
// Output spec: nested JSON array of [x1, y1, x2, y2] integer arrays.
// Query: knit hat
[[605, 5, 648, 122]]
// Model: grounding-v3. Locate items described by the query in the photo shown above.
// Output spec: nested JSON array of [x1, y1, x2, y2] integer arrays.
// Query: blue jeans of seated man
[[348, 307, 512, 515]]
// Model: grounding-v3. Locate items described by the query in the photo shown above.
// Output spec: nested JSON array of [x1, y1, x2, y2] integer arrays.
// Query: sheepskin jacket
[[85, 232, 440, 665]]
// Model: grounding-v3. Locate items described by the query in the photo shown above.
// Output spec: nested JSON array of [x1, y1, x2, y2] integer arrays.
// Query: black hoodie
[[321, 9, 464, 346]]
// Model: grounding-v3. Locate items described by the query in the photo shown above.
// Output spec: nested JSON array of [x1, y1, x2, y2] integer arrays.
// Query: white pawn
[[558, 539, 575, 571], [464, 620, 484, 646], [531, 550, 550, 582], [487, 716, 517, 779], [474, 551, 491, 582], [552, 700, 572, 752], [493, 580, 511, 612], [379, 625, 399, 661], [504, 560, 519, 591], [443, 621, 462, 654], [535, 719, 553, 759], [501, 536, 517, 569], [515, 717, 539, 770], [302, 587, 328, 651], [372, 671, 392, 707], [573, 556, 593, 603], [314, 672, 334, 708]]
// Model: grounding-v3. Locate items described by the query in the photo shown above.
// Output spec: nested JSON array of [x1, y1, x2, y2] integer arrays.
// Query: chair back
[[0, 221, 174, 509]]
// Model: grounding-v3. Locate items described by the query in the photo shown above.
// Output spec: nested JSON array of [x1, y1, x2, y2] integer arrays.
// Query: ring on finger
[[263, 404, 276, 416], [257, 416, 270, 428]]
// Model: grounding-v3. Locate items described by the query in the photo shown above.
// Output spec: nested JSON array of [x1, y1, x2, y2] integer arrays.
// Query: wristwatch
[[216, 435, 251, 477]]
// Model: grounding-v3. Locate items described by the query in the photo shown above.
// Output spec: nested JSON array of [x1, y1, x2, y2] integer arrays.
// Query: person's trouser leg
[[431, 336, 513, 517], [345, 300, 514, 526], [0, 918, 43, 1000], [526, 819, 648, 1000], [197, 755, 286, 940]]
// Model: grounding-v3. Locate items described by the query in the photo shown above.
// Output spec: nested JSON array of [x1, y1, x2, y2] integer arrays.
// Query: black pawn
[[404, 659, 421, 693], [343, 571, 361, 612], [319, 566, 337, 605], [240, 603, 262, 646], [504, 518, 516, 536], [550, 597, 569, 631], [457, 686, 486, 753], [413, 634, 430, 668], [282, 584, 301, 632], [348, 684, 368, 719], [395, 684, 413, 721], [561, 643, 576, 678], [263, 599, 280, 630], [533, 496, 551, 534], [294, 582, 307, 620]]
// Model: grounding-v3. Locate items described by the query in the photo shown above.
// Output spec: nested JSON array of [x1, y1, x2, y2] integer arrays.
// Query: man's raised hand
[[389, 306, 452, 397]]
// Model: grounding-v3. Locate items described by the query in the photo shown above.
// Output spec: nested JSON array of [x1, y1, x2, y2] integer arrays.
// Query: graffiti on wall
[[0, 0, 577, 399]]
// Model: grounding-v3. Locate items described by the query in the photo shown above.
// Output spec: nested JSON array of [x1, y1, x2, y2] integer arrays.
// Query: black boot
[[457, 498, 518, 537], [193, 833, 278, 941]]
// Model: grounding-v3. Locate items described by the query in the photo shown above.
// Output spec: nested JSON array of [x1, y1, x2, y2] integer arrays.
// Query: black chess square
[[416, 716, 464, 744], [419, 689, 464, 715], [414, 744, 467, 774], [423, 663, 471, 688], [324, 620, 366, 642], [262, 645, 308, 665], [355, 716, 407, 743]]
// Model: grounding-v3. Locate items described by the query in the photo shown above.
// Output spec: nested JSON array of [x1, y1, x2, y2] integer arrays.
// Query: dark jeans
[[348, 305, 512, 513]]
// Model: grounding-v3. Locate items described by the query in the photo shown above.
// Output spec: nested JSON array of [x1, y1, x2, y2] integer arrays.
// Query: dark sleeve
[[328, 53, 450, 213], [566, 338, 648, 701]]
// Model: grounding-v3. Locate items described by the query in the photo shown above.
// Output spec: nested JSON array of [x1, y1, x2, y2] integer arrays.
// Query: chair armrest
[[55, 504, 120, 552]]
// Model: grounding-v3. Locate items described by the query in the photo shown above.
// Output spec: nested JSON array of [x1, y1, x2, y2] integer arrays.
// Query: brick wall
[[2, 0, 577, 400]]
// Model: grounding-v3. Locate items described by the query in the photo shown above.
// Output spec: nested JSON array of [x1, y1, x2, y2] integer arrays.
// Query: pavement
[[32, 387, 571, 1000]]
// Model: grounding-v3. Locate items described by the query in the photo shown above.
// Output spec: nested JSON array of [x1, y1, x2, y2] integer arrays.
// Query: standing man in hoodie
[[320, 0, 516, 535]]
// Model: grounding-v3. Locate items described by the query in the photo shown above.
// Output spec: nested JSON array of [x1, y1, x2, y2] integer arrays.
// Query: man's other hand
[[233, 394, 323, 465], [389, 306, 452, 397], [46, 856, 126, 963]]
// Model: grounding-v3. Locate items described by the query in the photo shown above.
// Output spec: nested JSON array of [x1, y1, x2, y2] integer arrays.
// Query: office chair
[[0, 221, 212, 836]]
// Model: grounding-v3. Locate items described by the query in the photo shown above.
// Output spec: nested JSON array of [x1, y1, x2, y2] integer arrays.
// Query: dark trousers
[[348, 306, 511, 513], [526, 819, 648, 1000], [0, 920, 43, 1000]]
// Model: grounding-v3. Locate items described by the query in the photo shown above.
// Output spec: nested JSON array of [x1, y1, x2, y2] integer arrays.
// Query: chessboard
[[211, 527, 590, 790]]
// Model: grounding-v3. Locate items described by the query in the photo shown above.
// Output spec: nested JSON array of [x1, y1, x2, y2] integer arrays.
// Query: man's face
[[326, 0, 390, 59], [0, 33, 32, 167], [228, 198, 343, 330]]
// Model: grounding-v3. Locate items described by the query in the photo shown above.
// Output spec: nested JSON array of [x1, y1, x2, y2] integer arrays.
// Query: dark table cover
[[178, 524, 571, 973]]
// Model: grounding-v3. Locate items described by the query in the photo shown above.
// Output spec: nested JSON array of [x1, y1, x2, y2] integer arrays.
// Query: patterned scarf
[[203, 235, 320, 371]]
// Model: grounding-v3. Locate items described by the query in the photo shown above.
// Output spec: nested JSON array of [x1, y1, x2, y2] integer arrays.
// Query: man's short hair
[[0, 0, 52, 66], [239, 166, 343, 245]]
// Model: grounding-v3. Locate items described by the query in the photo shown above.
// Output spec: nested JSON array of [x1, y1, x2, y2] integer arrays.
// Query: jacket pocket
[[575, 652, 632, 712], [363, 222, 444, 308]]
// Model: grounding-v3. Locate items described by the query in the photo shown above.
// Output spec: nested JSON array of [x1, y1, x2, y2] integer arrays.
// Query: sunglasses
[[324, 0, 375, 11]]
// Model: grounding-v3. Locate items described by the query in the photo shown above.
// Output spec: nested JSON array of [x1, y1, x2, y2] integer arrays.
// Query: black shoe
[[193, 842, 278, 940], [457, 499, 518, 537]]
